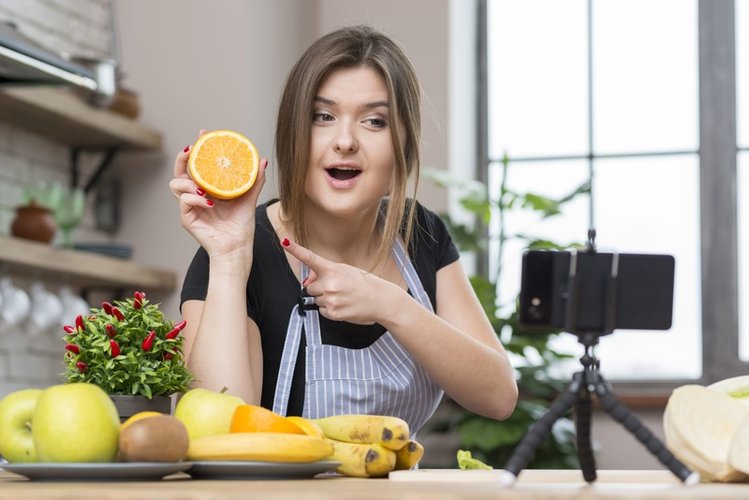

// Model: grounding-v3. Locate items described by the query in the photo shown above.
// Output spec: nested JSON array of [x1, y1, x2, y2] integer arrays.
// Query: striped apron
[[272, 239, 444, 436]]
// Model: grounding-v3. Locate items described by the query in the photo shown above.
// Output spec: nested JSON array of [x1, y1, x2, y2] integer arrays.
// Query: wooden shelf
[[0, 85, 161, 150], [0, 236, 176, 291]]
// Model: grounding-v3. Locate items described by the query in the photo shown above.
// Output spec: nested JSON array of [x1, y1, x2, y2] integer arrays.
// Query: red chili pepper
[[65, 343, 80, 354], [133, 291, 143, 310], [75, 314, 84, 331], [76, 361, 87, 373], [165, 327, 181, 339], [163, 352, 173, 361], [112, 307, 125, 322], [102, 302, 113, 315], [106, 324, 116, 338], [142, 330, 156, 351], [63, 325, 75, 334], [174, 320, 187, 331], [110, 339, 121, 357]]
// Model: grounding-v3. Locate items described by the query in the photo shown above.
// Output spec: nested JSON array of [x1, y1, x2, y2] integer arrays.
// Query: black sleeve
[[409, 202, 461, 310], [414, 202, 460, 270], [180, 246, 210, 311]]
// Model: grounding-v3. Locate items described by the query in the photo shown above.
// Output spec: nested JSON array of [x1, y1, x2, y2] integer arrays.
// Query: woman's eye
[[366, 117, 387, 128], [313, 112, 334, 122]]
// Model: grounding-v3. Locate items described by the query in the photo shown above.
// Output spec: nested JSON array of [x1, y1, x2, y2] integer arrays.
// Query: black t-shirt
[[181, 198, 459, 415]]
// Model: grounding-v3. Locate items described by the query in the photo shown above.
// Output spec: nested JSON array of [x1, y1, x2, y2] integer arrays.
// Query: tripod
[[498, 332, 700, 486]]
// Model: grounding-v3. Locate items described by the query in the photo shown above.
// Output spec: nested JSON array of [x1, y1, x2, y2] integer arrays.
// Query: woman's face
[[304, 65, 397, 219]]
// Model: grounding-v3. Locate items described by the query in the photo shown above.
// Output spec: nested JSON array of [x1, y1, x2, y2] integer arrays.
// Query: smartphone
[[518, 250, 675, 333]]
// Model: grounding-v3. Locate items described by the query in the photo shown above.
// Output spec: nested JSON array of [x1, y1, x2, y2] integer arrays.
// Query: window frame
[[478, 0, 747, 389]]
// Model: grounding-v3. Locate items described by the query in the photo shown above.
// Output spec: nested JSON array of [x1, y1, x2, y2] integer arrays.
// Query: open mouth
[[326, 167, 361, 181]]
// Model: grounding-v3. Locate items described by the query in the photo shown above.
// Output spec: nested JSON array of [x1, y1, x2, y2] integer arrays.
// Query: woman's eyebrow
[[314, 96, 389, 109]]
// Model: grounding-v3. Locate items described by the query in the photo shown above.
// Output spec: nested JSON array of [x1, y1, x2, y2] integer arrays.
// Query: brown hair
[[275, 25, 421, 268]]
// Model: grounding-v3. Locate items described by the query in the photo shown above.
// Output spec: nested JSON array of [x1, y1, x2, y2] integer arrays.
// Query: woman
[[170, 25, 517, 435]]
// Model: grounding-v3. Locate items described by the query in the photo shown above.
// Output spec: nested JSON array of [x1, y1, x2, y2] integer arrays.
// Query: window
[[484, 0, 744, 381], [738, 0, 749, 359]]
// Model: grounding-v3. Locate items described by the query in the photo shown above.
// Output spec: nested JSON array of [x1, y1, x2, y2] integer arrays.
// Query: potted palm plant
[[61, 291, 192, 421]]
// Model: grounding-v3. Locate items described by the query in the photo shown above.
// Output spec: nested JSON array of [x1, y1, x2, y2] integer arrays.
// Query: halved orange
[[230, 404, 306, 434], [187, 129, 260, 200]]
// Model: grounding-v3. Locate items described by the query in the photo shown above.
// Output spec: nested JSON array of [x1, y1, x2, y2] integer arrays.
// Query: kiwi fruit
[[118, 415, 189, 462]]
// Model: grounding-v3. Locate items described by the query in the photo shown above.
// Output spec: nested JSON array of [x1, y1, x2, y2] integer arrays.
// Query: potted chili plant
[[61, 291, 192, 421]]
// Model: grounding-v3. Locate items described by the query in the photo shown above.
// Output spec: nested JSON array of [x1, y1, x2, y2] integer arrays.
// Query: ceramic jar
[[10, 203, 56, 243]]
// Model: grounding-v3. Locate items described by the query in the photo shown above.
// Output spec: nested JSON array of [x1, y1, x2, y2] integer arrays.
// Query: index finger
[[281, 238, 333, 273], [173, 130, 208, 178]]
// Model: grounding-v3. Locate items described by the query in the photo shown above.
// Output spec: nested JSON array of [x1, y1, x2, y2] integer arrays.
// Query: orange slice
[[286, 416, 325, 439], [187, 130, 260, 200], [230, 404, 306, 434]]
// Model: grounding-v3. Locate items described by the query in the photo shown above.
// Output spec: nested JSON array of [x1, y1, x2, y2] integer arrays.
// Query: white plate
[[186, 460, 340, 480], [1, 462, 192, 481]]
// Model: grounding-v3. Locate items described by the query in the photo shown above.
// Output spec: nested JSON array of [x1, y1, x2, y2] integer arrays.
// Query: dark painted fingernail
[[282, 238, 290, 247], [205, 199, 214, 207], [196, 187, 206, 196], [183, 145, 190, 153]]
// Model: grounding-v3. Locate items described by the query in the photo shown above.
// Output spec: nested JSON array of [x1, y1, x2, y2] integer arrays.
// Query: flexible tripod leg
[[575, 384, 597, 483], [591, 372, 700, 485], [499, 371, 584, 485]]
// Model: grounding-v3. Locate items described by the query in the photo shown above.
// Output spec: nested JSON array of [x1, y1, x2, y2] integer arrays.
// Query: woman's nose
[[334, 123, 358, 153]]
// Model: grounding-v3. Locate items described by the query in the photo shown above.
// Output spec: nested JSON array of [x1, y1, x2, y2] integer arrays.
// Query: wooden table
[[2, 468, 749, 499]]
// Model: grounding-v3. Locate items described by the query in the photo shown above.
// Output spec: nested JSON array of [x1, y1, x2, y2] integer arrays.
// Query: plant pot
[[11, 203, 56, 243], [109, 394, 174, 423]]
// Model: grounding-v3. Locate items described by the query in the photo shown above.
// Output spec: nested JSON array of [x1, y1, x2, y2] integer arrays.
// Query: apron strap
[[392, 238, 433, 312], [271, 303, 304, 416]]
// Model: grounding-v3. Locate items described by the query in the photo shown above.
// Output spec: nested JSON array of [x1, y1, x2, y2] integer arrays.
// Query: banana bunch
[[313, 414, 425, 477], [186, 432, 333, 462]]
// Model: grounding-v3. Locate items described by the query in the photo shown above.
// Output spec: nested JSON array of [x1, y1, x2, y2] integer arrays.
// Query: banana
[[394, 439, 424, 470], [313, 414, 409, 451], [326, 438, 396, 477], [186, 432, 333, 462]]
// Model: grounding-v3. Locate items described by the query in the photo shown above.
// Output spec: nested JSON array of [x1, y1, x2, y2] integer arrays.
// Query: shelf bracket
[[70, 147, 119, 194]]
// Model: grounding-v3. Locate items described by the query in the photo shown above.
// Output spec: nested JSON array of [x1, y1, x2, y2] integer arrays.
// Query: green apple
[[32, 383, 120, 462], [174, 388, 245, 441], [0, 388, 43, 463]]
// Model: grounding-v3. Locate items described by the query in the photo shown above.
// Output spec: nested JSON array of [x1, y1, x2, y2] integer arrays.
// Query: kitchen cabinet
[[0, 85, 174, 291]]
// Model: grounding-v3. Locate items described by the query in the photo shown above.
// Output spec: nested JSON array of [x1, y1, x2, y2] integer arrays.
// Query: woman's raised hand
[[280, 238, 402, 325], [169, 132, 267, 261]]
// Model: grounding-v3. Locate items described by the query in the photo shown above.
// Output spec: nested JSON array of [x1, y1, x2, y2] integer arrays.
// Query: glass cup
[[28, 280, 64, 335], [0, 277, 31, 330], [58, 286, 90, 328], [51, 187, 86, 249]]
